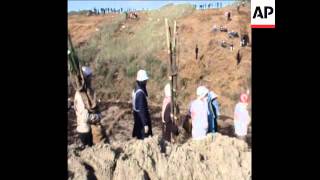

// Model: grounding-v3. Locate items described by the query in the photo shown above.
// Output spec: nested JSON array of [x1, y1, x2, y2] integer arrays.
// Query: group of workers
[[73, 67, 251, 148]]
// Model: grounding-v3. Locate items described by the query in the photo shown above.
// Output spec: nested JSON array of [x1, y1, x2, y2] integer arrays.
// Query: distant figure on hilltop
[[101, 8, 105, 15], [236, 49, 242, 65], [225, 11, 231, 21], [195, 44, 199, 61], [240, 34, 250, 47]]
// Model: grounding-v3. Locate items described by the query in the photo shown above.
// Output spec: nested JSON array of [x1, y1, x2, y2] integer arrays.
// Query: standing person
[[161, 83, 179, 142], [195, 44, 199, 61], [189, 86, 209, 140], [236, 49, 242, 65], [234, 93, 251, 141], [207, 91, 220, 133], [225, 11, 231, 21], [132, 70, 153, 139], [74, 66, 104, 148]]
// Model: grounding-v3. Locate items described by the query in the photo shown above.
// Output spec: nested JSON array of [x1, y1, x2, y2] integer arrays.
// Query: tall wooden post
[[172, 21, 178, 125], [165, 19, 178, 125]]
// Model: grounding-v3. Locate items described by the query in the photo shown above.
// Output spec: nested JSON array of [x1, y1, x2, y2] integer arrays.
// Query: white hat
[[164, 83, 171, 97], [196, 86, 209, 98], [81, 66, 93, 77], [209, 91, 218, 99], [136, 69, 149, 81]]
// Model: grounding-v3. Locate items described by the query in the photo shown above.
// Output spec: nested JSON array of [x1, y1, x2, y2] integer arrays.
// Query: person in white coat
[[74, 66, 102, 148], [234, 93, 251, 141], [189, 86, 209, 140]]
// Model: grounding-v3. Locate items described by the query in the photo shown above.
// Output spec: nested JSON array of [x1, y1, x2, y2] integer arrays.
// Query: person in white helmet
[[132, 69, 152, 139], [188, 86, 209, 140], [74, 66, 105, 148]]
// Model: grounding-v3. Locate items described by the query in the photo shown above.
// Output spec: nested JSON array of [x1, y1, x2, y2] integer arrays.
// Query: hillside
[[68, 3, 251, 149], [68, 3, 252, 180]]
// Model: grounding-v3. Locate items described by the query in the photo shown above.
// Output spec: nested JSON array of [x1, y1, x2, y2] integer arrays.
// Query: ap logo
[[251, 0, 275, 28]]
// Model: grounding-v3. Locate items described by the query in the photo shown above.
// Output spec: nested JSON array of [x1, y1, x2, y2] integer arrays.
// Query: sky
[[68, 1, 236, 12]]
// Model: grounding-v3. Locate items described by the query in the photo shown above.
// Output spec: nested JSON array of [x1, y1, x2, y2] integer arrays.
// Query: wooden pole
[[165, 19, 175, 122], [172, 21, 178, 125]]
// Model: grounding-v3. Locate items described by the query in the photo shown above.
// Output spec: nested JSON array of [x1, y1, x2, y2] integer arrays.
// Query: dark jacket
[[162, 102, 179, 142], [207, 96, 220, 133], [132, 82, 152, 139]]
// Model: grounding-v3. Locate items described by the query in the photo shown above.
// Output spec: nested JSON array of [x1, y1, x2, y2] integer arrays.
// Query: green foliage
[[126, 63, 138, 77], [72, 4, 194, 102]]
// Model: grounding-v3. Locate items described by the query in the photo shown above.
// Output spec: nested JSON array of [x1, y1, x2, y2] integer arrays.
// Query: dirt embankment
[[68, 133, 251, 180]]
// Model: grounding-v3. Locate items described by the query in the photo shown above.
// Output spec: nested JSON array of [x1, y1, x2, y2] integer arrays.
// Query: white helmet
[[136, 69, 149, 81], [164, 83, 171, 97], [196, 86, 209, 98], [81, 66, 93, 77]]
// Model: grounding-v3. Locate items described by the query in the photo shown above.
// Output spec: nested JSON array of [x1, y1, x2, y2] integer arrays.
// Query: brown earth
[[68, 133, 251, 180]]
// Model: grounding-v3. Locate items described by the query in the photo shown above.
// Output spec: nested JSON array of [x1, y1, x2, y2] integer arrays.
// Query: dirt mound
[[68, 133, 251, 180]]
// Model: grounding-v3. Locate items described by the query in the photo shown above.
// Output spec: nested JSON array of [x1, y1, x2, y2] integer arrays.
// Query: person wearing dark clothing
[[207, 91, 220, 133], [161, 84, 179, 142], [240, 34, 249, 47], [163, 102, 179, 142], [78, 129, 93, 147], [132, 70, 152, 139], [236, 50, 241, 65], [195, 44, 199, 60]]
